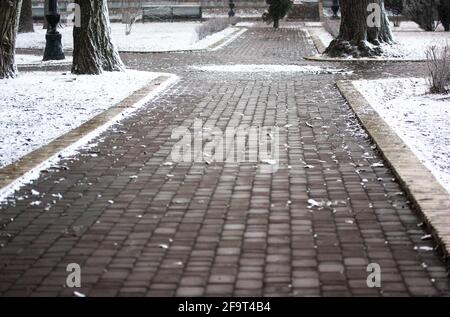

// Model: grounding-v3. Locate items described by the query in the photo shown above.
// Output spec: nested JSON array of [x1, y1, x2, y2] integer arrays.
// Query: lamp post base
[[43, 32, 65, 61]]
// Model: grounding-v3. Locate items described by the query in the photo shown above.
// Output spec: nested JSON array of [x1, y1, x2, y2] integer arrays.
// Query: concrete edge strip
[[336, 80, 450, 264], [0, 73, 179, 203], [306, 28, 327, 54]]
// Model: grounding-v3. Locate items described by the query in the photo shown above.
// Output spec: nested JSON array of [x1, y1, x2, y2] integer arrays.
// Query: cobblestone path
[[0, 24, 448, 296]]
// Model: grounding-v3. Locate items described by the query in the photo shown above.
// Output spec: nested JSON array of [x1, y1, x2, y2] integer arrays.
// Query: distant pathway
[[0, 24, 448, 296]]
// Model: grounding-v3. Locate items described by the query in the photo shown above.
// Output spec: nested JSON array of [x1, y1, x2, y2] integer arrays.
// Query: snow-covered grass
[[16, 22, 242, 52], [353, 78, 450, 193], [15, 54, 72, 65], [313, 20, 450, 60], [383, 32, 450, 59], [191, 64, 351, 74], [0, 70, 160, 168]]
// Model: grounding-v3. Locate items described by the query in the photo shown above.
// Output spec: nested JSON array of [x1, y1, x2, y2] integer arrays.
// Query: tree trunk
[[19, 0, 34, 33], [0, 0, 23, 79], [325, 0, 394, 57], [274, 18, 279, 29], [72, 0, 124, 75]]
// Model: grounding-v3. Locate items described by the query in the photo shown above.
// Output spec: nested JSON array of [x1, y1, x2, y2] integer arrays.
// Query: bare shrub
[[425, 45, 450, 94], [196, 18, 238, 40], [122, 9, 142, 35]]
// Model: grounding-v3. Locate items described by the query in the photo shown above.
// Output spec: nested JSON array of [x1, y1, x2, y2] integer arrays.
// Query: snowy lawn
[[313, 21, 450, 60], [16, 22, 241, 52], [353, 78, 450, 193], [382, 31, 450, 59], [0, 70, 159, 167]]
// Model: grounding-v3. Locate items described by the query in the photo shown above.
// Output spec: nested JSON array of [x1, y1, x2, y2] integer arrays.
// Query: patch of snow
[[353, 78, 450, 193], [311, 24, 450, 60], [191, 64, 351, 74], [0, 70, 160, 168], [16, 23, 243, 52], [304, 22, 323, 27], [235, 22, 255, 27], [383, 32, 450, 60]]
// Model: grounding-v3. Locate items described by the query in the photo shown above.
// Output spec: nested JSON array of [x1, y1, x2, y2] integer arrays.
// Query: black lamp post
[[331, 0, 340, 19], [43, 0, 65, 61], [228, 0, 235, 18]]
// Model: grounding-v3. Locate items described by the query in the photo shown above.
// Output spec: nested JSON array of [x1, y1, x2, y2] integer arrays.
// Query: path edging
[[0, 73, 179, 202], [337, 80, 450, 265]]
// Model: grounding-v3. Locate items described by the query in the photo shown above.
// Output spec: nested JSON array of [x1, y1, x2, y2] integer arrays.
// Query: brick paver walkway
[[0, 24, 449, 297]]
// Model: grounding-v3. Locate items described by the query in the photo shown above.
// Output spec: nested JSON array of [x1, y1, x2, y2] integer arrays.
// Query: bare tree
[[425, 45, 450, 94], [325, 0, 394, 57], [72, 0, 124, 75], [19, 0, 34, 33], [0, 0, 23, 79]]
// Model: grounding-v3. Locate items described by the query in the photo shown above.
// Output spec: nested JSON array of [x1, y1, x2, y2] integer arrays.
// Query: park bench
[[32, 4, 71, 23], [142, 4, 202, 22]]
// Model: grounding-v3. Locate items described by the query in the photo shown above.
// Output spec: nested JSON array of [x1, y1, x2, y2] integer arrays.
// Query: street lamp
[[228, 0, 235, 18], [331, 0, 340, 19], [43, 0, 65, 61]]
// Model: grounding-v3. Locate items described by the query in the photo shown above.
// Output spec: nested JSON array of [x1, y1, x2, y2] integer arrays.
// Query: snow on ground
[[15, 54, 72, 65], [353, 78, 450, 193], [16, 23, 242, 52], [383, 31, 450, 59], [314, 20, 450, 60], [0, 70, 159, 167], [304, 22, 323, 27], [235, 22, 255, 27], [192, 64, 351, 74]]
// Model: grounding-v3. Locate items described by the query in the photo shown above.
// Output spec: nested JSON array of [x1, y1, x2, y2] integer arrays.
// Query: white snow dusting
[[353, 78, 450, 193], [16, 23, 243, 52], [191, 64, 351, 74]]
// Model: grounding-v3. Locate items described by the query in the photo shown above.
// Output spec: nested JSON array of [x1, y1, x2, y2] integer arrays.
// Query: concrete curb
[[0, 74, 177, 199], [337, 80, 450, 265], [306, 29, 327, 54]]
